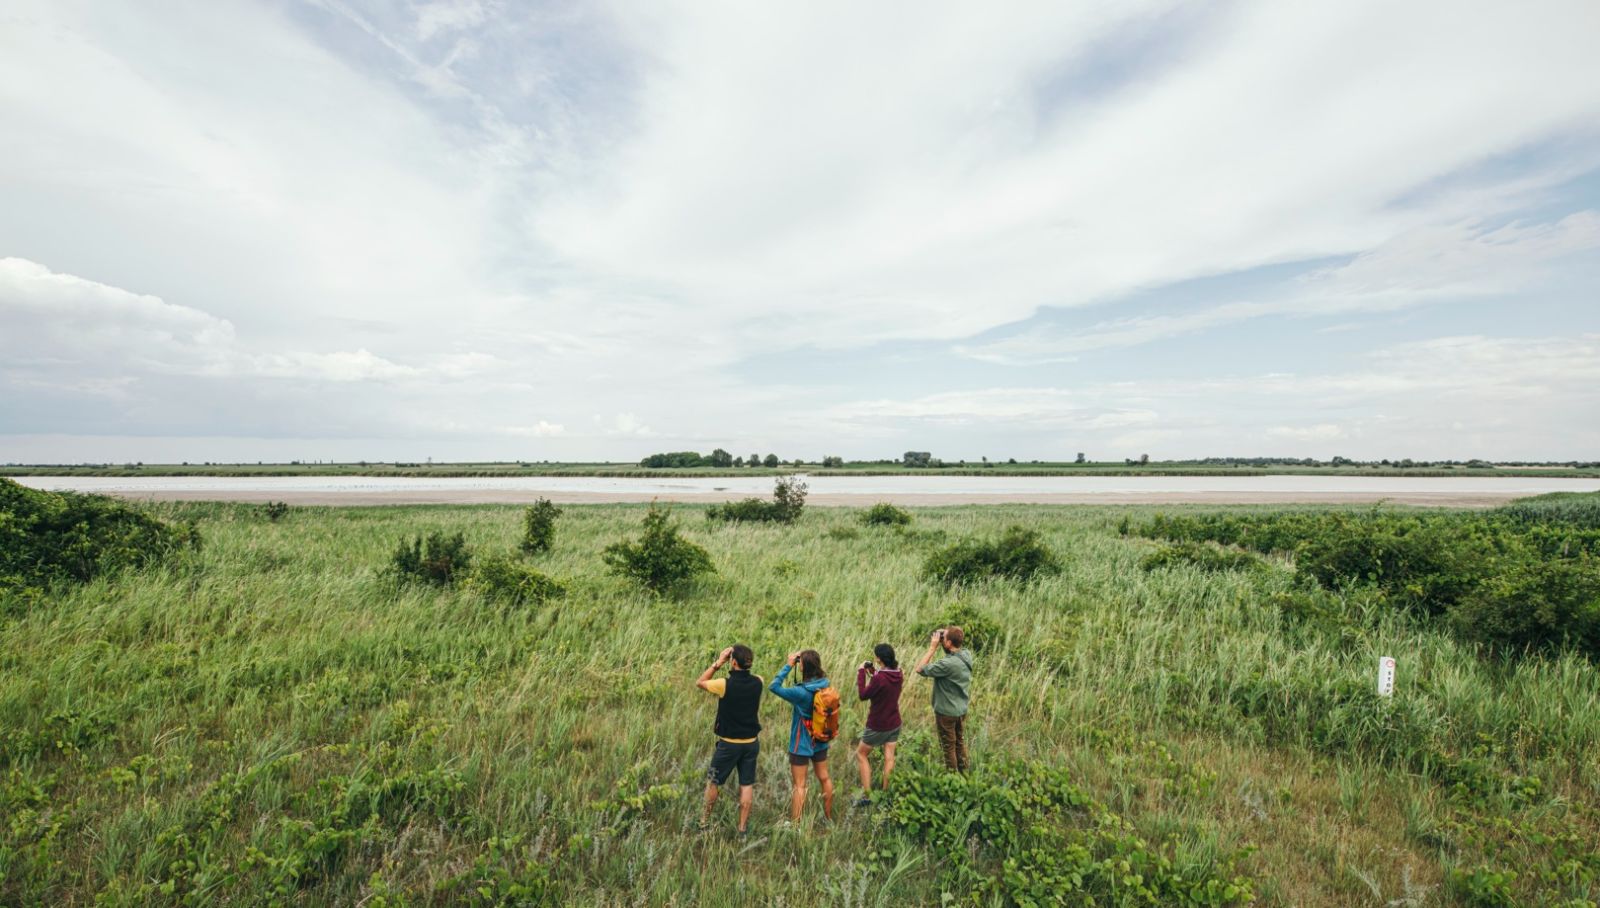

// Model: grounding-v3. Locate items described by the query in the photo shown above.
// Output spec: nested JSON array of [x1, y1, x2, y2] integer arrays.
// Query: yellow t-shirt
[[702, 675, 762, 744]]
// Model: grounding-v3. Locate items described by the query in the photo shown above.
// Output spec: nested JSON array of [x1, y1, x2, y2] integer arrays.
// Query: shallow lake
[[14, 474, 1600, 505]]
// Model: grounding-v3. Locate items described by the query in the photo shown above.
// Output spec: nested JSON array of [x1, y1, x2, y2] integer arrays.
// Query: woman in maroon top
[[853, 643, 904, 807]]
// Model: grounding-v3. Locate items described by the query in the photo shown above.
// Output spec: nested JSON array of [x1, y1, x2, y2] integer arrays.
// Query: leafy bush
[[933, 602, 1001, 652], [603, 504, 715, 593], [519, 498, 561, 554], [923, 525, 1061, 587], [705, 476, 808, 524], [1448, 554, 1600, 658], [883, 751, 1254, 905], [1294, 519, 1494, 615], [390, 532, 471, 586], [1139, 541, 1265, 574], [1133, 506, 1600, 659], [0, 477, 200, 602], [860, 502, 911, 527], [463, 556, 567, 606], [262, 501, 290, 522]]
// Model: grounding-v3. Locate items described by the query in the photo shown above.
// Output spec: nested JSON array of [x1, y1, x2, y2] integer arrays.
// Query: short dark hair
[[730, 644, 753, 669], [873, 643, 897, 669], [943, 626, 964, 648], [799, 649, 826, 681]]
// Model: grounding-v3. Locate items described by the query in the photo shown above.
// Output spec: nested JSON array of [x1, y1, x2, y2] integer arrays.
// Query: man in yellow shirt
[[697, 644, 762, 834]]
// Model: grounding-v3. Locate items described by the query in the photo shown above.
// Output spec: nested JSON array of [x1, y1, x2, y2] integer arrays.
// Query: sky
[[2, 0, 1598, 464]]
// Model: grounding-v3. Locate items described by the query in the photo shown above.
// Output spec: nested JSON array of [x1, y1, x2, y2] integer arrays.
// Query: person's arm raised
[[696, 647, 733, 693], [913, 631, 945, 675], [857, 663, 877, 700], [770, 652, 810, 703]]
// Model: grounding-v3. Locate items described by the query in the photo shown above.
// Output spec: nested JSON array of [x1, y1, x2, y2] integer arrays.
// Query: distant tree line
[[629, 451, 1600, 470], [639, 449, 781, 468]]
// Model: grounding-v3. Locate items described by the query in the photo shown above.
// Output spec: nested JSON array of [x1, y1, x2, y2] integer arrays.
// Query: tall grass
[[2, 502, 1597, 905]]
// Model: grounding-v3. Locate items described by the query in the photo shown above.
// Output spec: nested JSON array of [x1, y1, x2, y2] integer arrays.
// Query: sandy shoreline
[[101, 489, 1529, 507]]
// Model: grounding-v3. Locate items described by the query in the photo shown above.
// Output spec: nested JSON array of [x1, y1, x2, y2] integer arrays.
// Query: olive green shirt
[[918, 649, 973, 717]]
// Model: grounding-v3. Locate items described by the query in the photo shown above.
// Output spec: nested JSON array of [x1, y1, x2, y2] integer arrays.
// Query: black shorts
[[707, 740, 759, 787], [788, 746, 828, 767]]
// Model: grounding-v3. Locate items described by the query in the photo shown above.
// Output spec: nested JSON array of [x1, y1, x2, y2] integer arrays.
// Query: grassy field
[[3, 502, 1599, 905], [5, 461, 1599, 478]]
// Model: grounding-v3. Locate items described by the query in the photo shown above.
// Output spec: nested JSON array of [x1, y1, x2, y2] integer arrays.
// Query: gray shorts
[[860, 726, 901, 748]]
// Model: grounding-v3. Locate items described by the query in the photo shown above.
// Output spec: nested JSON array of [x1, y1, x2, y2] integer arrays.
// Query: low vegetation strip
[[1, 492, 1598, 904], [1126, 498, 1600, 659]]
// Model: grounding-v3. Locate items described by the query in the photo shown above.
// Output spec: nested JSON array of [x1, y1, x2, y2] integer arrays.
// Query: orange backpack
[[807, 686, 842, 744]]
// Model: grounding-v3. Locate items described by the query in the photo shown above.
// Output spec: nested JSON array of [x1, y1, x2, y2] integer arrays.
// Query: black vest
[[715, 670, 763, 739]]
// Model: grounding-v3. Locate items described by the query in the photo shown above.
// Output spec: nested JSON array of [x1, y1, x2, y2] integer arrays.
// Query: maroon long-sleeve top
[[855, 665, 904, 732]]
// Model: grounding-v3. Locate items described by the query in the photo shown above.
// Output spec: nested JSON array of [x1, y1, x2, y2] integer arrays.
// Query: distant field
[[5, 460, 1598, 478], [3, 498, 1597, 905]]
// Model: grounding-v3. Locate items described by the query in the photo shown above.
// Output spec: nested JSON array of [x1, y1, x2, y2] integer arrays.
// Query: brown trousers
[[935, 713, 968, 772]]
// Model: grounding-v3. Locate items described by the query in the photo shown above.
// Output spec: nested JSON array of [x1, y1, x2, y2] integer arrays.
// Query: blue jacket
[[770, 664, 831, 757]]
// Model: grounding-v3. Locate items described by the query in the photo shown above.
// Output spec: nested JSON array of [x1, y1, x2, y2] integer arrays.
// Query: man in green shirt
[[914, 626, 973, 772]]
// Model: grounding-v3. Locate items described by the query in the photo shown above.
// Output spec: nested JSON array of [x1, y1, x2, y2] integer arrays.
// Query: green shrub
[[1447, 554, 1600, 658], [1133, 507, 1600, 659], [705, 476, 807, 524], [1139, 541, 1265, 574], [923, 525, 1061, 587], [603, 504, 715, 593], [1294, 520, 1493, 615], [262, 501, 290, 522], [0, 477, 199, 601], [442, 836, 557, 906], [882, 751, 1254, 905], [390, 532, 471, 586], [463, 556, 567, 606], [519, 498, 561, 554], [860, 502, 912, 527]]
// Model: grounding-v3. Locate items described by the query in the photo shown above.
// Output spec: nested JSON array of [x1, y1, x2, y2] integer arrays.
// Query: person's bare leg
[[702, 783, 718, 826], [881, 742, 897, 790], [737, 784, 754, 833], [855, 742, 872, 792], [789, 763, 807, 821], [815, 760, 835, 821]]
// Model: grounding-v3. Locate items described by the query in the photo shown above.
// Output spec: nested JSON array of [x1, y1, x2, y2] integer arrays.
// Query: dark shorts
[[788, 746, 828, 767], [860, 726, 901, 748], [707, 740, 759, 787]]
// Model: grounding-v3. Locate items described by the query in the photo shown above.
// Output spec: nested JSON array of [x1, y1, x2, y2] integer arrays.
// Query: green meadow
[[3, 499, 1598, 906]]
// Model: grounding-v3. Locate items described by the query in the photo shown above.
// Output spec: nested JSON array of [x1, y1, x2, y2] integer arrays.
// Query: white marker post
[[1376, 656, 1396, 697]]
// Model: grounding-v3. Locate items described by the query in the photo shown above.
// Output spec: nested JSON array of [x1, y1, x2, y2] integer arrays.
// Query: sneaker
[[853, 796, 872, 809], [697, 819, 713, 832]]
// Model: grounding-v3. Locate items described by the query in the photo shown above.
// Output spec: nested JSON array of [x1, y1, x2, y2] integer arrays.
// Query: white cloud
[[957, 212, 1600, 364], [538, 0, 1600, 348], [503, 421, 566, 438], [0, 258, 489, 385], [822, 334, 1600, 458], [0, 257, 236, 375], [1268, 424, 1346, 441]]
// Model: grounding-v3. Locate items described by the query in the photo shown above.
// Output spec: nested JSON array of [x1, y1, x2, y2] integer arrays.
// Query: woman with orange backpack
[[769, 649, 841, 823]]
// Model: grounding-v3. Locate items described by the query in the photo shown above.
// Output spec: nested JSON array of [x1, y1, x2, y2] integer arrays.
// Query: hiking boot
[[853, 796, 872, 809]]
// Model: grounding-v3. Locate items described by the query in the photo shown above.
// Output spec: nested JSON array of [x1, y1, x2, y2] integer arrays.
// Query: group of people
[[695, 626, 974, 834]]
